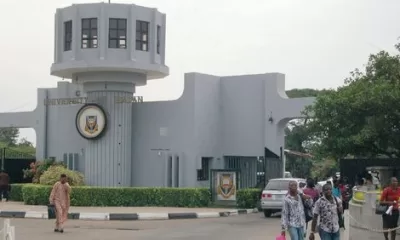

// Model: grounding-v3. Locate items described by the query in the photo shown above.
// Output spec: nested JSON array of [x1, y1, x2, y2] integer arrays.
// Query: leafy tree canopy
[[0, 128, 35, 155], [304, 42, 400, 159], [286, 88, 328, 98], [0, 128, 19, 146]]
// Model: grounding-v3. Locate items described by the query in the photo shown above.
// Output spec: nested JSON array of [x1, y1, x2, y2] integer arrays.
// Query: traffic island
[[0, 208, 258, 221]]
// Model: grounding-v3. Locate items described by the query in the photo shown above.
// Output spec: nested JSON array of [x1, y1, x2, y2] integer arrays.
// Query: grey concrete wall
[[0, 72, 314, 187], [130, 72, 314, 187], [220, 74, 265, 157]]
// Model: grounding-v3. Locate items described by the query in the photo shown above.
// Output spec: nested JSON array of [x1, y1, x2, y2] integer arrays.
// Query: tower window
[[81, 18, 98, 49], [135, 20, 149, 51], [64, 21, 72, 51], [156, 25, 161, 54], [109, 18, 127, 49]]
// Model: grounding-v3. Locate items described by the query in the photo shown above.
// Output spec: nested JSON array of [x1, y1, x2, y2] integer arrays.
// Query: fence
[[348, 189, 400, 240], [0, 219, 15, 240]]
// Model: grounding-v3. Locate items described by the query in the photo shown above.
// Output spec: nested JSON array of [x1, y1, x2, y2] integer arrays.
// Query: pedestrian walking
[[281, 180, 313, 240], [309, 183, 343, 240], [380, 177, 400, 240], [332, 179, 342, 199], [49, 174, 71, 233], [0, 170, 10, 201], [303, 178, 320, 236]]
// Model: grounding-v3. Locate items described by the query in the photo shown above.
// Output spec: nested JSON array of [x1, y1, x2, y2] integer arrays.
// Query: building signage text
[[44, 96, 144, 106]]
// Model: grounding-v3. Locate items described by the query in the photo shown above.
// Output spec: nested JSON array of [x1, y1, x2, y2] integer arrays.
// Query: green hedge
[[237, 188, 261, 208], [22, 184, 211, 207], [9, 184, 24, 201]]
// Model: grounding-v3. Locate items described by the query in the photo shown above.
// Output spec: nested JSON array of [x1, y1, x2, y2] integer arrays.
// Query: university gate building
[[0, 2, 314, 188]]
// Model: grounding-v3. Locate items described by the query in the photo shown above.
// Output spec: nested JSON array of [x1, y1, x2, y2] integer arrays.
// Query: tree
[[18, 137, 33, 147], [284, 120, 313, 177], [284, 89, 327, 177], [286, 88, 329, 98], [304, 42, 400, 159], [0, 128, 19, 146]]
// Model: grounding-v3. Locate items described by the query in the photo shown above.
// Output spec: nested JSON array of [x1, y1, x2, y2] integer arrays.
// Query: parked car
[[260, 178, 306, 217]]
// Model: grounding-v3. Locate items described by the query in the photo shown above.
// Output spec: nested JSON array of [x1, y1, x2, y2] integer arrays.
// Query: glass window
[[135, 20, 149, 51], [109, 18, 127, 49], [64, 21, 72, 51], [81, 18, 98, 49], [264, 180, 291, 190]]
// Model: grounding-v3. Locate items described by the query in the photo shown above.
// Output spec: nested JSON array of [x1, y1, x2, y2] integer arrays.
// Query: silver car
[[260, 178, 306, 217]]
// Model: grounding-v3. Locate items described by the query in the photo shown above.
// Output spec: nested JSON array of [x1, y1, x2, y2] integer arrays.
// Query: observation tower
[[50, 2, 169, 186]]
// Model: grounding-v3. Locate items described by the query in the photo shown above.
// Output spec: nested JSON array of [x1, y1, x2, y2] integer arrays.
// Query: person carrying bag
[[380, 177, 400, 240]]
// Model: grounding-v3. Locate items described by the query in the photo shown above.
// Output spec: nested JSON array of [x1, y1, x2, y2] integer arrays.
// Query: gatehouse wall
[[0, 1, 315, 187], [0, 72, 314, 187]]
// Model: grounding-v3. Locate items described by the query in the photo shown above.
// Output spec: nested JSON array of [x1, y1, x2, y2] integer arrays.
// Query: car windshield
[[265, 180, 291, 190]]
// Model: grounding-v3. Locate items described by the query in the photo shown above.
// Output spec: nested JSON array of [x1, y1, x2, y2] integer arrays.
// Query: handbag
[[376, 187, 391, 215], [301, 194, 313, 222], [47, 204, 56, 219], [376, 204, 388, 215], [334, 197, 345, 229]]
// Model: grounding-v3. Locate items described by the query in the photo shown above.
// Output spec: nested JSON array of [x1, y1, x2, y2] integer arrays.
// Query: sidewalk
[[0, 202, 258, 221]]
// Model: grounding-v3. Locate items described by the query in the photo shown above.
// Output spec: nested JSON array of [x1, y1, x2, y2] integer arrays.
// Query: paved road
[[7, 214, 283, 240], [4, 213, 350, 240]]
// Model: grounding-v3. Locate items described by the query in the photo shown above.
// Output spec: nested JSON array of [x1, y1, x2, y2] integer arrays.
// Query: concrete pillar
[[84, 89, 132, 187]]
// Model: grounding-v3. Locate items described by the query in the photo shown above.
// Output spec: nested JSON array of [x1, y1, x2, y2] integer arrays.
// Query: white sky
[[0, 0, 399, 145]]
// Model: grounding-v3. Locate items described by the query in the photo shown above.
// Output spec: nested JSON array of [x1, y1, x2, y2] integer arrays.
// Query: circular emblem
[[75, 104, 107, 140]]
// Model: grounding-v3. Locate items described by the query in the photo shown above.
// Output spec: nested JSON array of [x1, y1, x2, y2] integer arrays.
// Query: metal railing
[[349, 189, 400, 234]]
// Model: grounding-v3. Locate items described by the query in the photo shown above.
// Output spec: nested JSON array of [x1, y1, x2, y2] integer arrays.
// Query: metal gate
[[1, 148, 36, 183], [265, 147, 283, 182], [340, 158, 400, 186], [224, 156, 258, 189]]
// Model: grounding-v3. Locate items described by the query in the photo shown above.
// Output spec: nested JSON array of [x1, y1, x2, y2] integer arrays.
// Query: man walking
[[0, 170, 10, 201], [49, 174, 71, 233], [309, 183, 343, 240], [281, 181, 313, 240]]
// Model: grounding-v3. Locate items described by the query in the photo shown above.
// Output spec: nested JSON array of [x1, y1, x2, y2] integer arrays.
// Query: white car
[[260, 178, 306, 217]]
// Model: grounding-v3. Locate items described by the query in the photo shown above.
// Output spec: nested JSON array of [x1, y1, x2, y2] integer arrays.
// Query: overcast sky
[[0, 0, 399, 145]]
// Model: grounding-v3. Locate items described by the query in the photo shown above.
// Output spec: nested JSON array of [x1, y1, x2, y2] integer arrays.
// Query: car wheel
[[263, 210, 272, 218]]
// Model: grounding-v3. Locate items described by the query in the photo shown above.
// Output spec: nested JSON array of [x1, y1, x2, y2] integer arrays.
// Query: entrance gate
[[0, 148, 36, 183], [264, 147, 283, 182], [224, 156, 258, 189]]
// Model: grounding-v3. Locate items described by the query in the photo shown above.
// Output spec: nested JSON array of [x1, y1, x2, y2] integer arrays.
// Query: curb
[[0, 208, 258, 221]]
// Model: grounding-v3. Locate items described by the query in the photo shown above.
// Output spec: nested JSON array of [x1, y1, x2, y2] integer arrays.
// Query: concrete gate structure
[[0, 2, 314, 187]]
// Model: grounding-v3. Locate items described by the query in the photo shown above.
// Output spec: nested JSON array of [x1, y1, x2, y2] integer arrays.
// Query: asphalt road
[[6, 213, 283, 240]]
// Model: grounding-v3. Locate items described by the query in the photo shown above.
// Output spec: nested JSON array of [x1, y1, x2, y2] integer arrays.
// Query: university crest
[[85, 115, 99, 134], [217, 173, 236, 199]]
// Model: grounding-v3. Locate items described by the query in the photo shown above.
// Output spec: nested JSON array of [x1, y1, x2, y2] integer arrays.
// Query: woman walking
[[303, 178, 319, 235], [380, 177, 400, 240]]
